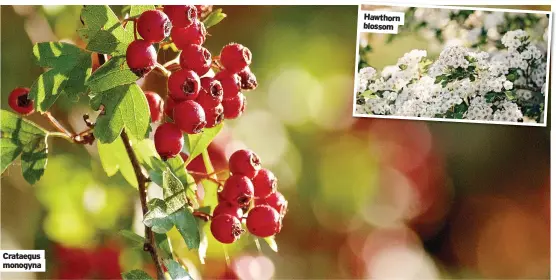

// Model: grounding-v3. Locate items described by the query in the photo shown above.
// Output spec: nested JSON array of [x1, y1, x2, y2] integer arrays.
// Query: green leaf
[[119, 230, 145, 248], [154, 233, 173, 259], [0, 110, 48, 184], [170, 208, 201, 250], [97, 137, 138, 188], [29, 42, 92, 111], [80, 5, 133, 56], [185, 123, 224, 165], [359, 90, 374, 98], [162, 169, 188, 214], [398, 64, 408, 70], [133, 139, 160, 171], [143, 198, 174, 233], [434, 75, 444, 84], [197, 220, 209, 264], [121, 269, 154, 280], [166, 157, 199, 208], [200, 150, 219, 207], [263, 236, 278, 252], [92, 84, 150, 143], [130, 5, 156, 17], [86, 56, 138, 93], [20, 137, 48, 185], [164, 259, 193, 280], [203, 8, 227, 29], [505, 90, 516, 101]]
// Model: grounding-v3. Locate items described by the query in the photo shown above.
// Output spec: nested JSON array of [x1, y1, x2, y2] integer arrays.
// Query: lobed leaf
[[92, 84, 150, 143], [0, 110, 49, 184], [29, 42, 92, 111], [170, 208, 201, 250], [185, 123, 223, 165], [143, 198, 174, 233], [154, 233, 173, 259], [79, 5, 133, 56], [162, 169, 188, 214], [97, 137, 138, 188]]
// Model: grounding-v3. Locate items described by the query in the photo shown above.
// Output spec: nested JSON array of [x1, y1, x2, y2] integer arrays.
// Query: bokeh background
[[0, 5, 550, 279]]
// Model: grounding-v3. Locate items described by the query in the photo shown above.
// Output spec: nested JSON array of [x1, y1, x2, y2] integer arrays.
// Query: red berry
[[213, 203, 243, 220], [179, 44, 212, 76], [164, 96, 178, 119], [171, 20, 206, 49], [246, 205, 281, 238], [214, 70, 241, 99], [154, 123, 184, 160], [204, 103, 224, 128], [163, 5, 197, 28], [238, 67, 258, 90], [222, 93, 246, 120], [168, 69, 201, 101], [196, 78, 223, 108], [220, 43, 252, 73], [8, 87, 34, 115], [173, 100, 206, 134], [144, 91, 164, 122], [126, 40, 157, 77], [137, 10, 172, 43], [229, 149, 261, 179], [210, 214, 243, 244], [252, 169, 277, 199], [220, 175, 255, 207], [256, 191, 288, 218]]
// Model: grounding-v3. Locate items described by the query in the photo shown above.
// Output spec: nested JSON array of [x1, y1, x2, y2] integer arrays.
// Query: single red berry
[[204, 103, 224, 128], [220, 175, 255, 207], [144, 91, 164, 122], [238, 67, 258, 90], [214, 70, 241, 99], [220, 43, 252, 73], [196, 78, 223, 108], [168, 69, 201, 101], [8, 87, 34, 115], [256, 191, 288, 218], [173, 100, 206, 134], [228, 149, 261, 179], [137, 10, 172, 43], [210, 214, 243, 244], [252, 168, 277, 199], [213, 203, 243, 220], [163, 5, 197, 28], [222, 93, 246, 120], [171, 20, 207, 49], [154, 123, 184, 160], [246, 205, 281, 238], [164, 96, 178, 119], [179, 44, 212, 76], [126, 40, 157, 77]]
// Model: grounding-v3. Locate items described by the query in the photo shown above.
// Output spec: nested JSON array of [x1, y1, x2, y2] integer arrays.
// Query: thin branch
[[43, 112, 73, 137], [120, 129, 165, 280]]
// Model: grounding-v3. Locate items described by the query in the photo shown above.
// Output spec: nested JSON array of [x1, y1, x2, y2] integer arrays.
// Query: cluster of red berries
[[210, 149, 288, 244], [8, 87, 34, 115], [127, 5, 258, 160]]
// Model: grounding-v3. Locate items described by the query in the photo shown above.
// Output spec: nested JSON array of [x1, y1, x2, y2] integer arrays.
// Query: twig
[[121, 129, 165, 280], [43, 112, 73, 137]]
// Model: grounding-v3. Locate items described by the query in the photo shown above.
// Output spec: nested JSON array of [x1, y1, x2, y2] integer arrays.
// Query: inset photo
[[353, 5, 551, 126]]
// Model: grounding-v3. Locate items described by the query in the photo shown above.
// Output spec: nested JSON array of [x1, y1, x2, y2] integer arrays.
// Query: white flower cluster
[[356, 29, 547, 123]]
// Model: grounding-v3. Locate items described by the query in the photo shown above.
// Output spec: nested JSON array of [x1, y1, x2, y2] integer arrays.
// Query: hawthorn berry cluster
[[123, 5, 258, 160], [211, 149, 288, 244]]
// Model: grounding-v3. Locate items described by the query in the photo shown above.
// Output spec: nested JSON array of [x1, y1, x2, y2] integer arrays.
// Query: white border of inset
[[352, 4, 552, 127]]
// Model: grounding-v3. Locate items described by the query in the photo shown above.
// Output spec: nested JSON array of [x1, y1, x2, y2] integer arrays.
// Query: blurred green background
[[0, 5, 550, 279]]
